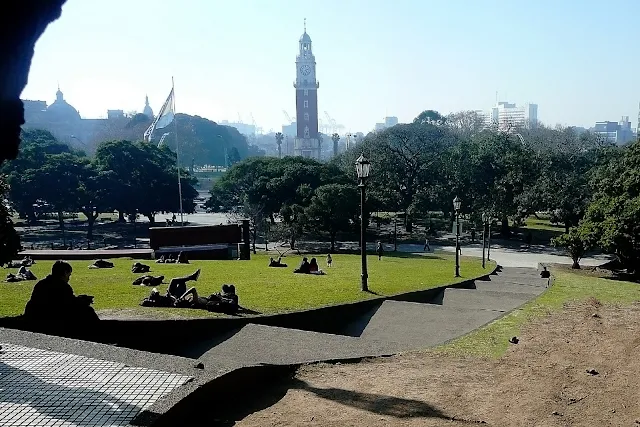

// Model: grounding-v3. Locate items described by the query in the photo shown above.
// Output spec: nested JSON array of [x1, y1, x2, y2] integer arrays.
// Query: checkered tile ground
[[0, 343, 192, 427]]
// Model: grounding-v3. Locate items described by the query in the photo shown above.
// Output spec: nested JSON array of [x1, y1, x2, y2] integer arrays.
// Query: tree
[[413, 110, 447, 126], [305, 184, 359, 252], [2, 129, 72, 223], [552, 227, 587, 269], [577, 142, 640, 274], [94, 140, 197, 224], [331, 133, 340, 157], [0, 175, 21, 265], [339, 122, 456, 231], [275, 132, 284, 159]]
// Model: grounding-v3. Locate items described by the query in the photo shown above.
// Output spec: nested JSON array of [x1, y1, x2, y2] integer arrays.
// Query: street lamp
[[453, 196, 462, 277], [355, 154, 371, 292], [487, 211, 493, 261], [481, 213, 487, 269]]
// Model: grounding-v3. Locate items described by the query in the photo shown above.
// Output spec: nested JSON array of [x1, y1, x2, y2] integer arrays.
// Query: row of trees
[[206, 157, 360, 251], [211, 109, 636, 271], [2, 129, 198, 240]]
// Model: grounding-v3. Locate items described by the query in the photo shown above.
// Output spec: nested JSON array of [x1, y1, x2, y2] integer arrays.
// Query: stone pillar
[[240, 220, 251, 260]]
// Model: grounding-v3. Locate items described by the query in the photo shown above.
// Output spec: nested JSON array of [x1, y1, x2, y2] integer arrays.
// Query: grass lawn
[[0, 252, 491, 318], [438, 270, 640, 358]]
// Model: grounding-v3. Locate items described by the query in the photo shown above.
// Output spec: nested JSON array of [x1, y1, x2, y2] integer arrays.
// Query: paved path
[[0, 267, 549, 426], [397, 242, 610, 268]]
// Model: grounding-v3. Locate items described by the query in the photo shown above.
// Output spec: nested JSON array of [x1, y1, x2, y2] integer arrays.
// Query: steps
[[199, 267, 548, 366], [358, 300, 500, 351], [442, 288, 531, 312]]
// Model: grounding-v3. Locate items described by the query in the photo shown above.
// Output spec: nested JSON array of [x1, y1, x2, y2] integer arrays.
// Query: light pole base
[[361, 273, 369, 292]]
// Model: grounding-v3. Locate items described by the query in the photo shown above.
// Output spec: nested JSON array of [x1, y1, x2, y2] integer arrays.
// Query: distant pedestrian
[[423, 237, 430, 252], [376, 242, 384, 260], [326, 253, 333, 267]]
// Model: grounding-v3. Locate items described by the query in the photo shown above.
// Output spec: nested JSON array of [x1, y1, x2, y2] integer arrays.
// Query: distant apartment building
[[593, 116, 635, 144], [489, 101, 538, 130], [219, 120, 256, 136], [374, 116, 399, 131]]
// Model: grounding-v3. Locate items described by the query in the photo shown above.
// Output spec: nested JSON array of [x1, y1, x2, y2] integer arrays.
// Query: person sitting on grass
[[131, 262, 151, 274], [89, 259, 114, 269], [5, 266, 37, 282], [21, 256, 35, 267], [132, 275, 164, 287], [269, 257, 287, 268], [293, 257, 311, 274], [177, 251, 189, 264], [308, 258, 326, 275], [24, 260, 99, 331]]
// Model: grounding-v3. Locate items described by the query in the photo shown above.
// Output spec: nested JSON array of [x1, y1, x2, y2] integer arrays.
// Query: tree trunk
[[571, 259, 581, 269], [500, 216, 511, 237], [330, 232, 336, 253], [118, 211, 126, 222], [57, 211, 65, 230], [251, 229, 257, 254], [290, 232, 296, 250], [146, 214, 155, 225], [86, 212, 96, 241]]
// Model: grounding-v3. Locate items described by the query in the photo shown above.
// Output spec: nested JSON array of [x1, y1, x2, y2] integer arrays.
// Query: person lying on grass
[[5, 266, 37, 282], [269, 257, 287, 268], [89, 259, 114, 269], [131, 262, 151, 274], [132, 275, 165, 287]]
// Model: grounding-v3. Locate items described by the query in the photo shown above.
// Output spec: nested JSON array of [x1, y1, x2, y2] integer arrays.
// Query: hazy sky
[[22, 0, 640, 133]]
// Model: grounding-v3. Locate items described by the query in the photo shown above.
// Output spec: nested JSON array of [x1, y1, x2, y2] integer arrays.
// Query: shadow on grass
[[382, 252, 444, 260]]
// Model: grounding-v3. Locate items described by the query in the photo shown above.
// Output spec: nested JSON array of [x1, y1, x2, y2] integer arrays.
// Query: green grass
[[521, 215, 565, 232], [438, 271, 640, 358], [0, 253, 491, 318]]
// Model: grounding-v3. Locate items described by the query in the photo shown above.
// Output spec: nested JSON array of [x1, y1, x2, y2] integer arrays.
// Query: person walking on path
[[423, 236, 430, 252], [376, 241, 384, 260]]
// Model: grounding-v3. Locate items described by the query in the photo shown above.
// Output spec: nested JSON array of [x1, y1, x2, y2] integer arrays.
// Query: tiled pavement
[[0, 344, 192, 427]]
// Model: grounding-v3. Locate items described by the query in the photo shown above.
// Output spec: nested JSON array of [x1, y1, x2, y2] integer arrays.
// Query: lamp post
[[487, 212, 492, 261], [481, 213, 487, 269], [453, 196, 462, 277], [355, 154, 371, 292]]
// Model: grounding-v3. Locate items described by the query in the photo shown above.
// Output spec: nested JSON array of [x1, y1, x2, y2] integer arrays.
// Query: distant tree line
[[1, 129, 198, 241], [209, 108, 635, 268]]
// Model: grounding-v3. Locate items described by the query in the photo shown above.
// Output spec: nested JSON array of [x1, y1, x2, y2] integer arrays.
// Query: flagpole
[[173, 76, 184, 226]]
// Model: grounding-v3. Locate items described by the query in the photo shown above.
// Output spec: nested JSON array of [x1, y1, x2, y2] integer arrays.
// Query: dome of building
[[299, 32, 312, 43], [47, 87, 81, 121]]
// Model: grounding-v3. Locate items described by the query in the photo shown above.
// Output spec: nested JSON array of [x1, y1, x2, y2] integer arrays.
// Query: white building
[[374, 116, 399, 131], [488, 101, 538, 130]]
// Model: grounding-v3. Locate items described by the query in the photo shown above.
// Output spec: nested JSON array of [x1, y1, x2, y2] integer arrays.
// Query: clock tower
[[293, 19, 321, 160]]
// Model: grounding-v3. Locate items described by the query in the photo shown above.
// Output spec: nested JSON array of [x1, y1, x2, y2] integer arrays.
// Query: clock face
[[300, 65, 311, 76]]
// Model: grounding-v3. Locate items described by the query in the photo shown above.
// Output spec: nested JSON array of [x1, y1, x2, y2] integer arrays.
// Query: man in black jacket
[[24, 260, 99, 332]]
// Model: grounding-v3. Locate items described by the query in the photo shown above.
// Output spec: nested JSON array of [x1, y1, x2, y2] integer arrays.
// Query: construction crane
[[324, 111, 345, 134], [237, 112, 243, 124], [282, 110, 295, 123], [249, 112, 259, 136]]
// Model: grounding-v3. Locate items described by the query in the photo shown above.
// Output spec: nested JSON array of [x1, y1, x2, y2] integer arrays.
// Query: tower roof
[[299, 32, 311, 43]]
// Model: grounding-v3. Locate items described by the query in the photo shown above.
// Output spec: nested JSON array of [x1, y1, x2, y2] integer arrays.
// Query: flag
[[144, 88, 175, 141]]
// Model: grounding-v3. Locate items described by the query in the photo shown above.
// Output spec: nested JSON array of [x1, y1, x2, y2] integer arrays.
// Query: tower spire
[[304, 17, 306, 32]]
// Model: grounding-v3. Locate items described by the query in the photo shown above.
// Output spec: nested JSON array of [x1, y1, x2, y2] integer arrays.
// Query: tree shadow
[[0, 361, 143, 426], [289, 378, 478, 422]]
